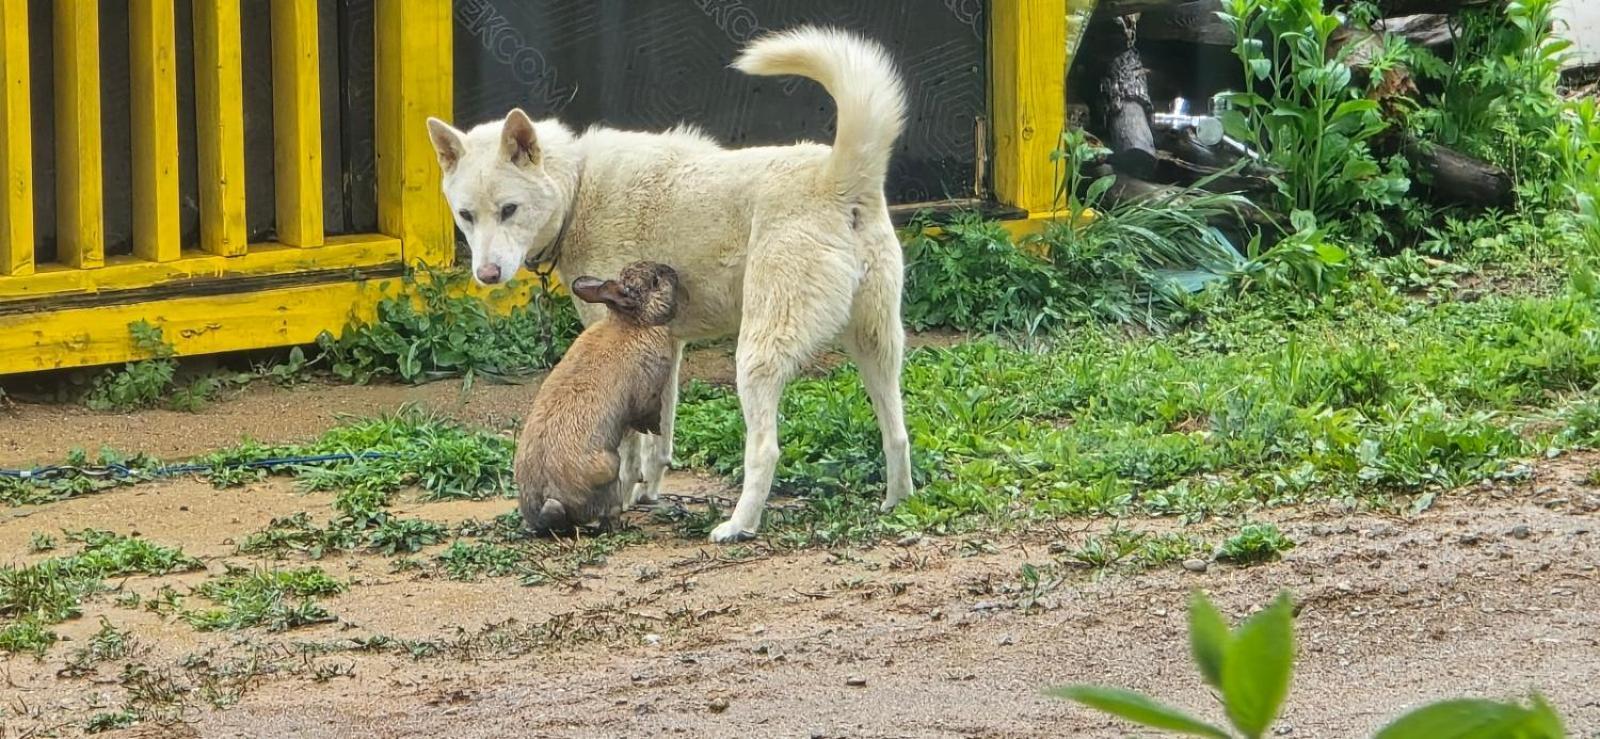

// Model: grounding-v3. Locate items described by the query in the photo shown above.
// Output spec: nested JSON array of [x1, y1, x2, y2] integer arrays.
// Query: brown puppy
[[515, 261, 681, 533]]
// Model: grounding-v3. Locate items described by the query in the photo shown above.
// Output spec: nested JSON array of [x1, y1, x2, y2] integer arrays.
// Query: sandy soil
[[2, 353, 1599, 737]]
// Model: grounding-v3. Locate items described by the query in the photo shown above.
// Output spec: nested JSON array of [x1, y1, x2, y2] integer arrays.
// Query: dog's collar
[[526, 173, 581, 286]]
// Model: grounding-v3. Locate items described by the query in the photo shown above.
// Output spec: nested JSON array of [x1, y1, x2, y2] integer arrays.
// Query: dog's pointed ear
[[501, 109, 540, 168], [569, 276, 636, 311], [426, 117, 466, 174]]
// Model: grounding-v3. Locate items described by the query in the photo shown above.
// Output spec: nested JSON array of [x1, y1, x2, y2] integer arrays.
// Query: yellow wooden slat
[[192, 0, 247, 256], [990, 0, 1069, 215], [54, 0, 104, 269], [271, 0, 323, 248], [129, 0, 182, 263], [0, 278, 404, 374], [0, 233, 401, 302], [375, 0, 454, 267], [0, 0, 33, 276]]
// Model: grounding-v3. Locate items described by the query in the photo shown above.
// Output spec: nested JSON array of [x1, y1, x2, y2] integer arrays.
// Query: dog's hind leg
[[618, 431, 644, 507], [710, 234, 856, 543], [637, 340, 685, 504], [842, 248, 914, 512]]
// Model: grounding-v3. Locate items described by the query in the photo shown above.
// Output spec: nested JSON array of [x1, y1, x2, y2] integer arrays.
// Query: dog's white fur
[[426, 27, 913, 542]]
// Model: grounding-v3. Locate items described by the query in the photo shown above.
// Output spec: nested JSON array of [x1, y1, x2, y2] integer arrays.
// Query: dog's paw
[[879, 493, 909, 513], [709, 520, 756, 544]]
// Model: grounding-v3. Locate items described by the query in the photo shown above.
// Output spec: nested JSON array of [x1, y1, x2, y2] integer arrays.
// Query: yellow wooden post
[[0, 0, 32, 277], [990, 0, 1069, 216], [193, 0, 248, 256], [271, 0, 323, 248], [376, 0, 454, 267], [54, 0, 104, 269], [129, 0, 181, 263]]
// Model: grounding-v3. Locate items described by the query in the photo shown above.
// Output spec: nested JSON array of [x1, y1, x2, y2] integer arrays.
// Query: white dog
[[425, 27, 912, 542]]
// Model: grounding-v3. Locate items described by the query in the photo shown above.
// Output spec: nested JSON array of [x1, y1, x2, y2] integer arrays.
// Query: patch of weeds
[[84, 321, 180, 412], [1068, 529, 1147, 570], [1218, 523, 1294, 565], [318, 265, 580, 384], [183, 566, 345, 632], [61, 617, 137, 676], [84, 709, 140, 734], [367, 518, 447, 556], [1557, 399, 1600, 448], [437, 541, 524, 581], [29, 531, 56, 552], [0, 530, 199, 654]]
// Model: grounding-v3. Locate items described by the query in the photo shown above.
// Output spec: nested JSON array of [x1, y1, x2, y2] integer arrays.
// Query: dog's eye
[[457, 209, 474, 225], [499, 203, 518, 221]]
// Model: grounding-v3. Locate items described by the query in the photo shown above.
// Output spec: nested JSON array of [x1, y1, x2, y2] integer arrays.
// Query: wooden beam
[[0, 0, 33, 277], [991, 0, 1071, 215], [0, 277, 402, 374], [0, 233, 400, 303], [193, 0, 248, 256], [129, 0, 182, 263], [375, 0, 454, 267], [271, 0, 324, 247], [54, 0, 104, 269]]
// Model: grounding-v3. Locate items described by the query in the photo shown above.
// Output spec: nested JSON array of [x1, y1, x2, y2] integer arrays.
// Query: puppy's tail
[[734, 26, 906, 201]]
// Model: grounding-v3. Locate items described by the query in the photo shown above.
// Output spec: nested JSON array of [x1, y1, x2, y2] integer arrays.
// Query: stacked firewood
[[1068, 0, 1518, 217]]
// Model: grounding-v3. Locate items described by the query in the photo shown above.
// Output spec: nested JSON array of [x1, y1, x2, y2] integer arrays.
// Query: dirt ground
[[3, 354, 1600, 737]]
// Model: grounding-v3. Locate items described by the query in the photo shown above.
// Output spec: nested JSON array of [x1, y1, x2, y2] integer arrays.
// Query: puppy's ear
[[569, 276, 636, 311], [501, 109, 540, 167], [426, 117, 466, 174]]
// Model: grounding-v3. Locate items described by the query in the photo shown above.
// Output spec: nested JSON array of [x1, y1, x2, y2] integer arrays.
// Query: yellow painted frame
[[54, 0, 104, 270], [130, 0, 182, 263], [271, 0, 324, 248], [990, 0, 1079, 221], [0, 0, 33, 278], [193, 0, 248, 257], [375, 0, 454, 268], [0, 1, 456, 376]]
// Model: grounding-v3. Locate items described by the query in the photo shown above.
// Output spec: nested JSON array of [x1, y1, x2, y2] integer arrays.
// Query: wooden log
[[1376, 14, 1456, 51], [1334, 0, 1499, 15], [1140, 0, 1233, 47], [1091, 16, 1159, 179], [1394, 135, 1514, 209]]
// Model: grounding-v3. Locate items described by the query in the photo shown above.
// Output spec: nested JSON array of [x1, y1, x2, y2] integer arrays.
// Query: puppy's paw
[[709, 520, 756, 544]]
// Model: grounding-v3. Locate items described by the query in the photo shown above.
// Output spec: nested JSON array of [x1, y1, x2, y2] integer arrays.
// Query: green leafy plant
[[0, 530, 200, 654], [183, 566, 345, 632], [1217, 523, 1294, 565], [1052, 591, 1565, 738], [84, 321, 181, 412], [319, 266, 580, 384], [1218, 0, 1408, 222]]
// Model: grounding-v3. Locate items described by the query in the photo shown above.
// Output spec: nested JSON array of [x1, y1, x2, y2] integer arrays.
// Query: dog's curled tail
[[734, 26, 907, 200]]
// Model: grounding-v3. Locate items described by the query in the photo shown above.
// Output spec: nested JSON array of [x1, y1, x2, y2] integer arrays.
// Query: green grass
[[0, 530, 201, 654], [676, 263, 1600, 544], [183, 566, 345, 632]]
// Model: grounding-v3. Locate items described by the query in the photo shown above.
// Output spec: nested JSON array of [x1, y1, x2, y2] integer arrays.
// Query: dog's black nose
[[476, 263, 502, 284]]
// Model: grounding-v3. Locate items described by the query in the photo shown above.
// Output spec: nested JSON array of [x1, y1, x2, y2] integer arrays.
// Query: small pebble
[[1182, 558, 1209, 573], [1511, 525, 1531, 540], [642, 634, 661, 646], [998, 634, 1015, 646], [895, 534, 922, 547], [845, 676, 868, 687], [708, 697, 730, 714]]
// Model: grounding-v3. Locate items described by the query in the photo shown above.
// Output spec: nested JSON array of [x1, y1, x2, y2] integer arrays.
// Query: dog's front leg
[[636, 341, 685, 503]]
